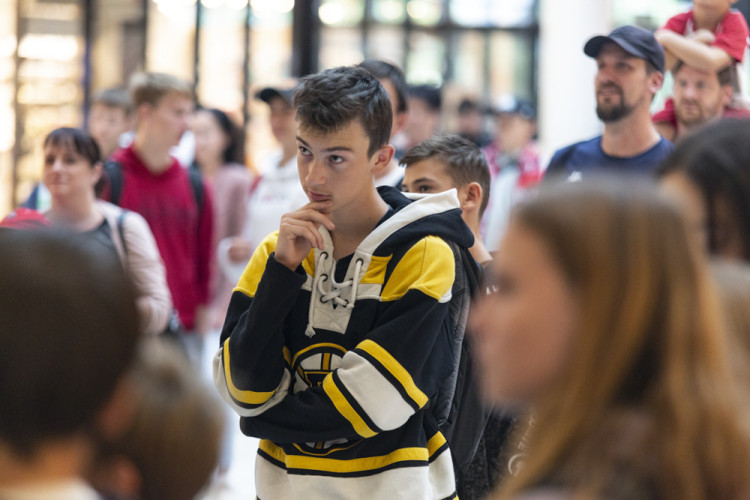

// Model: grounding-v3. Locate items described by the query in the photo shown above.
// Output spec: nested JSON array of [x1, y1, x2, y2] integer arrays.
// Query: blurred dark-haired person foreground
[[658, 118, 750, 263], [0, 230, 140, 499], [471, 176, 750, 500], [88, 339, 224, 500]]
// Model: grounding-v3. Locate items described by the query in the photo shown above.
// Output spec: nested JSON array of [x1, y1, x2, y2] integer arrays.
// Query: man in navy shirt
[[546, 25, 673, 180]]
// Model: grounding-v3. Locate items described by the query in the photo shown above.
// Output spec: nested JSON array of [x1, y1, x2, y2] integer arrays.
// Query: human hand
[[275, 201, 335, 271], [690, 29, 716, 45]]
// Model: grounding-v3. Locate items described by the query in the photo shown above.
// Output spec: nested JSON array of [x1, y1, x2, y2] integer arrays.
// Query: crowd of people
[[3, 0, 750, 498]]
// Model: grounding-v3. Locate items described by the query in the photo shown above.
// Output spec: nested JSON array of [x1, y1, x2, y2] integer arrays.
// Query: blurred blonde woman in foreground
[[471, 177, 750, 500]]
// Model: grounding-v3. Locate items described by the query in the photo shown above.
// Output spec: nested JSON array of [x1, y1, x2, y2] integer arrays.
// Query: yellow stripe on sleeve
[[233, 231, 279, 298], [223, 340, 276, 405], [357, 339, 429, 409], [426, 431, 447, 457], [323, 375, 377, 438], [380, 236, 454, 302]]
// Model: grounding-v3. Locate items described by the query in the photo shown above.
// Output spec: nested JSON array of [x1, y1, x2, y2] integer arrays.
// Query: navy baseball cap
[[491, 94, 536, 120], [584, 25, 665, 73], [255, 83, 297, 106]]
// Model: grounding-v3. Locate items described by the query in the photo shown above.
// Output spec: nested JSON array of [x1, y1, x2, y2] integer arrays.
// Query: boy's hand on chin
[[275, 201, 335, 271]]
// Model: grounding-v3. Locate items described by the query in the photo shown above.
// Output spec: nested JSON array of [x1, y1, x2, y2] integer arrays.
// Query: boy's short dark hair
[[91, 88, 133, 115], [401, 133, 491, 215], [294, 66, 392, 158], [0, 230, 140, 459], [357, 59, 408, 114]]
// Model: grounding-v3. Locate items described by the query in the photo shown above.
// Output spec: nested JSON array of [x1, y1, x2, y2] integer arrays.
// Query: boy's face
[[405, 97, 439, 144], [268, 96, 296, 147], [496, 113, 536, 153], [139, 92, 193, 149], [402, 158, 473, 225], [402, 158, 455, 195], [296, 119, 390, 216], [88, 104, 131, 157]]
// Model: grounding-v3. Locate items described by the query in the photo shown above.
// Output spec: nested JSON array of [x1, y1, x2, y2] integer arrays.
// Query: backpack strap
[[115, 209, 129, 261], [430, 242, 490, 472], [106, 160, 205, 214], [431, 242, 482, 426], [102, 160, 124, 204]]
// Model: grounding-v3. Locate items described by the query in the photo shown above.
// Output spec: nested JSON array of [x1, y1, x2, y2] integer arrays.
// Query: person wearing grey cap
[[218, 83, 308, 284], [545, 25, 674, 181]]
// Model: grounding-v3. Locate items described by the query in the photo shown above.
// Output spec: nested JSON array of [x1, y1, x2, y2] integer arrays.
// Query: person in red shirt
[[102, 72, 213, 365], [656, 60, 750, 141], [654, 0, 749, 130], [656, 0, 748, 73]]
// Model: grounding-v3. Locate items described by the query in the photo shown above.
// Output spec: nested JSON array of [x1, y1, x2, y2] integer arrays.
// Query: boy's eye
[[329, 155, 344, 164], [418, 185, 434, 193], [298, 146, 311, 156]]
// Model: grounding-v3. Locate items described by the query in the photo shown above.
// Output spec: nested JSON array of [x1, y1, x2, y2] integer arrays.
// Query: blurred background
[[1, 0, 748, 216]]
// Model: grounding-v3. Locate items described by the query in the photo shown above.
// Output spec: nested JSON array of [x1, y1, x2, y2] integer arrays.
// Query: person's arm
[[122, 211, 173, 335], [656, 29, 734, 72], [213, 232, 309, 416], [221, 235, 458, 444]]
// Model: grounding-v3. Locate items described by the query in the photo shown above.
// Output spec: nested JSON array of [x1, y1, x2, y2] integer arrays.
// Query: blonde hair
[[129, 72, 193, 108], [495, 177, 750, 500]]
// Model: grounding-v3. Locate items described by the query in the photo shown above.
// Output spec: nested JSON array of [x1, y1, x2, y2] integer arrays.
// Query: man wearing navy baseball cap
[[546, 25, 673, 180]]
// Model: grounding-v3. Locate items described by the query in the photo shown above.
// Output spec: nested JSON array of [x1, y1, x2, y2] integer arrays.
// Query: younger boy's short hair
[[401, 133, 491, 215], [294, 66, 392, 158], [91, 88, 133, 115], [129, 72, 193, 109]]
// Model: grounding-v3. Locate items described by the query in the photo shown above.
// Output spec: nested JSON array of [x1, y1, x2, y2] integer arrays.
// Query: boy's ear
[[461, 182, 483, 212], [372, 144, 396, 174], [136, 103, 152, 123]]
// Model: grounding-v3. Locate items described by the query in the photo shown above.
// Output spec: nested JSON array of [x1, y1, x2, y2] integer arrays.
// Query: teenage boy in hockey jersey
[[214, 66, 473, 499]]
